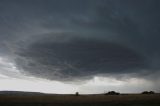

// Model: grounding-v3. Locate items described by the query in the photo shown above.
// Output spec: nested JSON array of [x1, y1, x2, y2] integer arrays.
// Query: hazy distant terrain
[[0, 91, 160, 106]]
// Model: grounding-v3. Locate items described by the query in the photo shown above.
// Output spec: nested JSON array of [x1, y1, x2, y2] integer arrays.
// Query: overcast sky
[[0, 0, 160, 94]]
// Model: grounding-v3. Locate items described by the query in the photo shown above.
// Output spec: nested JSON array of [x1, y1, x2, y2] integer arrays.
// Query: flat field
[[0, 94, 160, 106]]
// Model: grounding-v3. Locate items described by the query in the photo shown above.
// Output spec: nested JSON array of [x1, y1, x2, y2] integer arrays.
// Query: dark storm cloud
[[15, 37, 146, 80], [0, 0, 160, 81]]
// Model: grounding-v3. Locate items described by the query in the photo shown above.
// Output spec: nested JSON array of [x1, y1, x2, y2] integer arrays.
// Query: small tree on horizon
[[105, 91, 120, 95], [75, 92, 79, 96]]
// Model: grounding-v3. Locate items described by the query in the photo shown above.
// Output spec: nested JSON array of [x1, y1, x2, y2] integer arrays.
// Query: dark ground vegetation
[[0, 93, 160, 106]]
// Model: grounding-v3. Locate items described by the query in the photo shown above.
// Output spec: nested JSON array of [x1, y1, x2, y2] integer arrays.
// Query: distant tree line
[[104, 91, 120, 95], [74, 90, 156, 96], [141, 91, 155, 94]]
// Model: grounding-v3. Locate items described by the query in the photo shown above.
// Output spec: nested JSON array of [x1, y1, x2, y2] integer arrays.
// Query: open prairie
[[0, 94, 160, 106]]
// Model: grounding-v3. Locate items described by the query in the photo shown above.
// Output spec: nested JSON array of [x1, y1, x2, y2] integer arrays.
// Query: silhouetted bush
[[105, 91, 120, 95], [142, 91, 155, 94], [75, 92, 79, 96]]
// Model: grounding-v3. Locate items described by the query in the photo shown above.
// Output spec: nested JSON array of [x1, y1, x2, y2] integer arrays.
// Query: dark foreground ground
[[0, 93, 160, 106]]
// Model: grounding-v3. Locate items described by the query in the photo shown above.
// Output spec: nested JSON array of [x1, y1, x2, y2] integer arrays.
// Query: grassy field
[[0, 94, 160, 106]]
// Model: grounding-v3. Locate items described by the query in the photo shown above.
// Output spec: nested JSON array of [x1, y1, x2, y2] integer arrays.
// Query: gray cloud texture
[[0, 0, 160, 81]]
